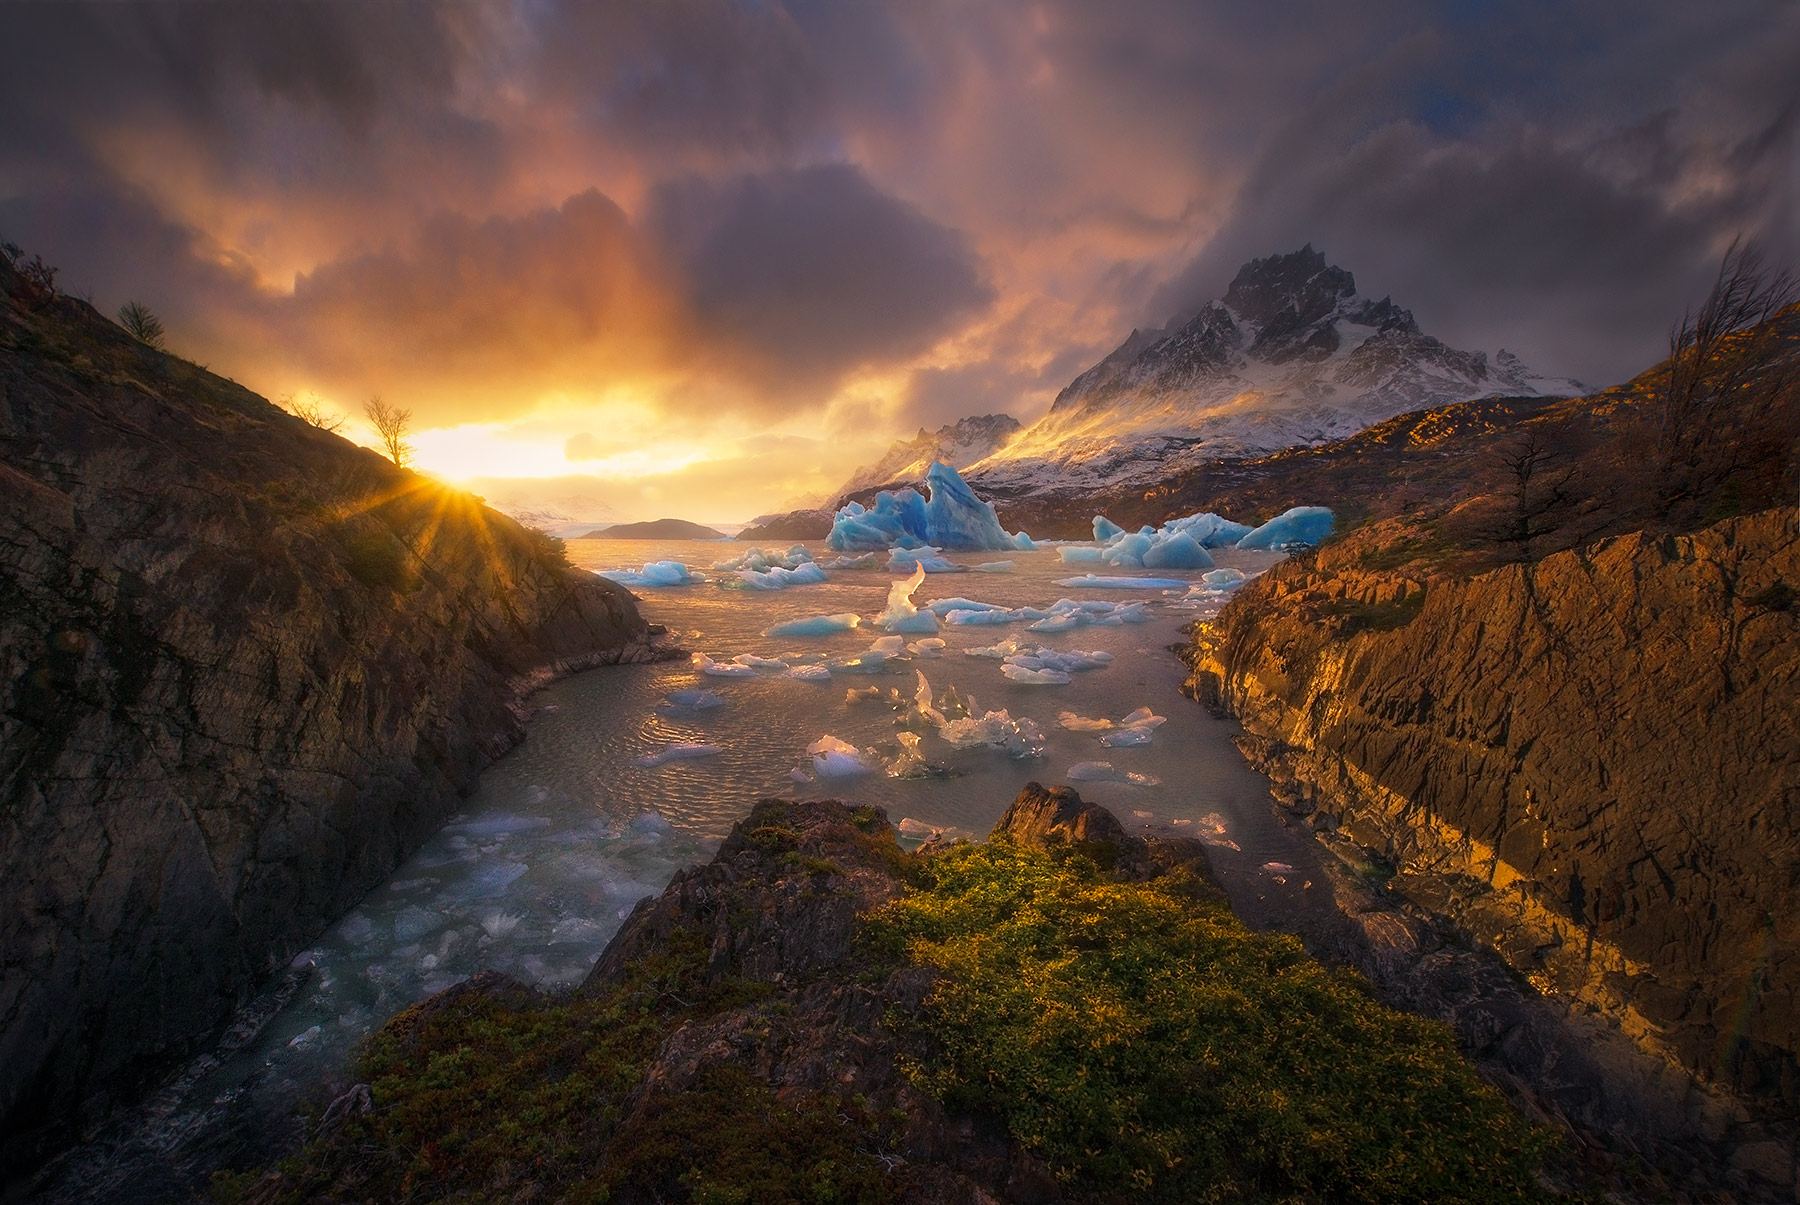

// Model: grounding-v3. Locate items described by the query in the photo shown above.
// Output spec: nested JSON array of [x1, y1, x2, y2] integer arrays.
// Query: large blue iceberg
[[1236, 506, 1334, 550], [828, 461, 1033, 552]]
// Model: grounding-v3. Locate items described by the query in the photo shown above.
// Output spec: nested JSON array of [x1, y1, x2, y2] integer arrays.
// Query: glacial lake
[[37, 538, 1342, 1202]]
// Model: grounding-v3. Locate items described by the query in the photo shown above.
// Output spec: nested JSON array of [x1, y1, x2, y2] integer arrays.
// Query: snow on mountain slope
[[838, 413, 1022, 496], [966, 246, 1584, 500]]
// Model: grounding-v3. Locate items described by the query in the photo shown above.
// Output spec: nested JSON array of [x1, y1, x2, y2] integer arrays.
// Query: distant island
[[577, 518, 727, 540]]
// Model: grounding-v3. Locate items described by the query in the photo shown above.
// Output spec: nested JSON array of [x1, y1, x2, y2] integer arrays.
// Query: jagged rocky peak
[[838, 411, 1021, 495]]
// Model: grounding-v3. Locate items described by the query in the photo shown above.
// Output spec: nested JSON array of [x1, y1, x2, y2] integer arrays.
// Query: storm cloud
[[1, 0, 1794, 516]]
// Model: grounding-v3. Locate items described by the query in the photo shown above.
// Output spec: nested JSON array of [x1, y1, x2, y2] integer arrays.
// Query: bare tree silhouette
[[117, 300, 165, 349], [364, 396, 415, 467]]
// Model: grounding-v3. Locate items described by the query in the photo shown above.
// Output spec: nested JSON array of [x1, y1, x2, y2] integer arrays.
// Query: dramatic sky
[[3, 2, 1796, 521]]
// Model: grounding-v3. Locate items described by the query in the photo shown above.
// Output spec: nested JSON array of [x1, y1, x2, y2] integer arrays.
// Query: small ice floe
[[1235, 506, 1334, 551], [845, 686, 883, 705], [1134, 810, 1155, 819], [336, 913, 376, 944], [887, 546, 961, 573], [943, 607, 1023, 626], [287, 1025, 322, 1049], [808, 734, 874, 778], [1097, 707, 1168, 747], [477, 909, 520, 939], [1053, 574, 1191, 590], [907, 637, 946, 658], [925, 597, 1008, 617], [819, 552, 881, 570], [732, 653, 788, 670], [786, 663, 832, 681], [662, 688, 727, 710], [1201, 568, 1247, 588], [938, 709, 1046, 758], [963, 637, 1028, 660], [692, 652, 757, 678], [713, 546, 813, 572], [886, 732, 952, 779], [734, 562, 829, 590], [462, 861, 530, 897], [1262, 861, 1295, 874], [876, 564, 941, 633], [635, 742, 723, 768], [1066, 761, 1160, 786], [393, 905, 441, 944], [898, 670, 947, 730], [600, 561, 702, 587], [1057, 711, 1115, 732], [1057, 545, 1105, 564], [1000, 664, 1071, 685], [973, 561, 1015, 572], [896, 816, 944, 839], [764, 613, 861, 638], [1193, 813, 1240, 851]]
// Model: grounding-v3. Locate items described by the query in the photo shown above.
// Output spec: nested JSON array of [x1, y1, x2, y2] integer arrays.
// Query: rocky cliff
[[0, 257, 660, 1177], [1186, 509, 1800, 1111]]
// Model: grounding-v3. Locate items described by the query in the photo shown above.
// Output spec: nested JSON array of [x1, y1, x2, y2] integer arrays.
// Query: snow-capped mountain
[[838, 413, 1022, 497], [966, 245, 1585, 500]]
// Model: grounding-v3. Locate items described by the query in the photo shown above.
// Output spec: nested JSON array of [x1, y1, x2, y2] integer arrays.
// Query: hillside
[[1179, 293, 1800, 1190], [0, 254, 663, 1180], [579, 517, 726, 540]]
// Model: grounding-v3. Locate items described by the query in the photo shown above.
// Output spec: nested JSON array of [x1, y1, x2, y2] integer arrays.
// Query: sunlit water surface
[[38, 538, 1343, 1202]]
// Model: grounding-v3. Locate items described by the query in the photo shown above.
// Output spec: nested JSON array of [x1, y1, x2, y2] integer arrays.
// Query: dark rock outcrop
[[1188, 509, 1800, 1116], [581, 517, 726, 540], [0, 258, 662, 1176]]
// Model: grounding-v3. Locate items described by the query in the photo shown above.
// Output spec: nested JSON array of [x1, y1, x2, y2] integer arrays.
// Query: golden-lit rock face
[[1190, 509, 1800, 1106], [0, 259, 662, 1172]]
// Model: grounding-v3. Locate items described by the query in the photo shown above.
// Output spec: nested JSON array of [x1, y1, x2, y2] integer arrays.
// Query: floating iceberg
[[692, 653, 757, 678], [944, 607, 1023, 626], [764, 612, 861, 638], [635, 742, 722, 768], [1004, 647, 1113, 673], [1066, 761, 1160, 786], [1093, 516, 1126, 542], [938, 709, 1046, 758], [1200, 568, 1247, 588], [1000, 664, 1071, 685], [808, 734, 873, 778], [1236, 506, 1334, 550], [785, 663, 832, 681], [819, 552, 881, 570], [1142, 531, 1212, 569], [599, 561, 701, 587], [733, 561, 829, 590], [827, 461, 1031, 552], [1058, 546, 1106, 565], [876, 565, 941, 633], [924, 597, 1008, 616], [1053, 574, 1189, 590], [713, 545, 813, 572], [887, 546, 961, 573], [732, 653, 788, 670]]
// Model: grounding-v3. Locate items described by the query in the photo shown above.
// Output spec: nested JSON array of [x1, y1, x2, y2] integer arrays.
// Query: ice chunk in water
[[808, 735, 873, 778], [635, 742, 723, 768], [1201, 568, 1246, 588], [1099, 727, 1154, 747], [713, 546, 813, 572], [1093, 516, 1125, 542], [1058, 545, 1105, 565], [665, 689, 727, 710], [944, 607, 1021, 626], [462, 862, 530, 896], [938, 709, 1046, 757], [973, 561, 1015, 572], [1057, 712, 1115, 732], [732, 653, 788, 670], [887, 546, 961, 574], [692, 652, 758, 678], [845, 686, 882, 704], [907, 638, 946, 658], [393, 905, 441, 944], [876, 565, 942, 633], [963, 637, 1027, 659], [765, 613, 861, 637], [786, 663, 832, 681], [1000, 664, 1071, 684], [1119, 707, 1166, 728], [922, 461, 1021, 550], [734, 561, 829, 590], [896, 816, 942, 838], [1235, 506, 1334, 550], [1053, 574, 1190, 590], [1066, 761, 1160, 786], [886, 732, 940, 779], [826, 463, 1028, 552], [337, 913, 376, 944], [924, 597, 1007, 616], [628, 811, 673, 837], [826, 489, 930, 551], [1142, 531, 1214, 569], [1165, 512, 1254, 547], [599, 561, 701, 587], [819, 552, 881, 570]]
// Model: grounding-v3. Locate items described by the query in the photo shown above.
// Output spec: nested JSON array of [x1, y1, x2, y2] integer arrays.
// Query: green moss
[[868, 841, 1557, 1204], [1324, 588, 1427, 634]]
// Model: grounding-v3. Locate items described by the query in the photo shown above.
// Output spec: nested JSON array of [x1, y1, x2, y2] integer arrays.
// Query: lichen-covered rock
[[1188, 508, 1800, 1111], [0, 258, 660, 1176]]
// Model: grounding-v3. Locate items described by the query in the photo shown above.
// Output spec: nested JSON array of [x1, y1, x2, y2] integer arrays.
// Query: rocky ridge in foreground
[[0, 256, 663, 1180]]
